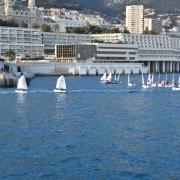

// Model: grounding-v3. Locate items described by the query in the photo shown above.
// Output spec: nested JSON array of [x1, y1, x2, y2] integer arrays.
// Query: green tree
[[4, 50, 15, 61], [5, 19, 19, 27], [110, 28, 120, 33], [144, 27, 149, 34], [123, 27, 130, 34], [41, 23, 51, 32]]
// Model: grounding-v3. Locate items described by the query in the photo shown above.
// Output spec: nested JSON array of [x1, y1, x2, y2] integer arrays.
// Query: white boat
[[105, 72, 113, 84], [15, 75, 28, 93], [164, 74, 175, 88], [147, 73, 152, 85], [142, 73, 151, 89], [117, 74, 120, 82], [100, 72, 107, 83], [128, 74, 135, 87], [54, 75, 67, 93], [151, 73, 157, 87], [172, 87, 180, 91], [157, 73, 164, 87], [178, 75, 180, 87]]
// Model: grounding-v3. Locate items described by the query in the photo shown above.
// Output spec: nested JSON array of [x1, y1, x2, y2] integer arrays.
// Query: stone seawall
[[19, 61, 148, 76]]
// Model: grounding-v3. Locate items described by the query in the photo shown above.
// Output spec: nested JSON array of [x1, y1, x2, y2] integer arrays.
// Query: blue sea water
[[0, 74, 180, 179]]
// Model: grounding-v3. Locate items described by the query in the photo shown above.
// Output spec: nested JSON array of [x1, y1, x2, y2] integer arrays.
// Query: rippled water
[[0, 74, 180, 179]]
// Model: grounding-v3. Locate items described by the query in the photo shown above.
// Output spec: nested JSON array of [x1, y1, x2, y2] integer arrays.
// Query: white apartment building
[[42, 32, 91, 54], [91, 33, 180, 73], [126, 5, 144, 34], [144, 18, 162, 33], [0, 26, 44, 59]]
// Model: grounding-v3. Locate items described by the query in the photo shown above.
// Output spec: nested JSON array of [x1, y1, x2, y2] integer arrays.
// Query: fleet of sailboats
[[13, 72, 180, 93], [100, 72, 121, 84]]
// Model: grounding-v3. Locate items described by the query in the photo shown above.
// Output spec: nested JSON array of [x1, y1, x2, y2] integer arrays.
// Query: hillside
[[15, 0, 180, 16]]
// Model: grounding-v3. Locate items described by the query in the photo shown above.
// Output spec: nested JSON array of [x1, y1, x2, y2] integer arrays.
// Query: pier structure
[[19, 61, 148, 76]]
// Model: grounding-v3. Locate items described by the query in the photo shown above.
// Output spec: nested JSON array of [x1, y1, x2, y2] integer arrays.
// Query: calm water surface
[[0, 74, 180, 179]]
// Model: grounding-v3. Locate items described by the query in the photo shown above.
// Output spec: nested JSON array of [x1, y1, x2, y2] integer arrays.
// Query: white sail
[[17, 75, 28, 90], [114, 74, 117, 81], [106, 72, 112, 82], [128, 74, 130, 83], [172, 74, 175, 85], [142, 73, 145, 85], [158, 73, 160, 82], [100, 72, 107, 81], [117, 74, 120, 82], [152, 73, 154, 84], [56, 75, 66, 90], [178, 75, 180, 87], [165, 72, 168, 81], [147, 73, 152, 85]]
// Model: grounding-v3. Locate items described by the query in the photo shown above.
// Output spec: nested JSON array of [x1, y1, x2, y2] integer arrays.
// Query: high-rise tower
[[126, 5, 144, 34], [4, 0, 14, 16]]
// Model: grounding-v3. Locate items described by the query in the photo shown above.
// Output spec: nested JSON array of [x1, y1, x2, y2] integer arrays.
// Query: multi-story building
[[126, 5, 144, 34], [0, 26, 44, 59], [0, 0, 43, 28], [91, 33, 180, 73], [42, 32, 91, 54], [144, 18, 162, 33]]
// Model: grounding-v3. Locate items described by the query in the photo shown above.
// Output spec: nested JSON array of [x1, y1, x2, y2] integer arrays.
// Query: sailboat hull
[[128, 83, 135, 87], [54, 89, 66, 93], [172, 87, 180, 91], [15, 89, 27, 93]]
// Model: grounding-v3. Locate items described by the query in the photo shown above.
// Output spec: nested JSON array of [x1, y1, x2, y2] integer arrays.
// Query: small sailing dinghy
[[142, 73, 151, 89], [128, 74, 135, 87], [15, 75, 28, 93], [100, 72, 107, 83], [54, 75, 67, 93], [151, 73, 157, 87], [105, 72, 113, 84]]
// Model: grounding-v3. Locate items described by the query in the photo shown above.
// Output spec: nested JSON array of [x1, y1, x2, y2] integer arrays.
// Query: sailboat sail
[[117, 74, 120, 82], [128, 74, 130, 83], [142, 73, 145, 85], [152, 74, 154, 84], [158, 73, 160, 82], [106, 72, 112, 82], [172, 74, 175, 85], [147, 74, 152, 84], [165, 72, 168, 81], [100, 72, 107, 81], [114, 74, 117, 81], [56, 75, 66, 90], [17, 75, 28, 90]]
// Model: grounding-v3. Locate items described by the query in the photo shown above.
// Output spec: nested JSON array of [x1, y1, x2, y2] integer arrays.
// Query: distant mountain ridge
[[17, 0, 180, 16]]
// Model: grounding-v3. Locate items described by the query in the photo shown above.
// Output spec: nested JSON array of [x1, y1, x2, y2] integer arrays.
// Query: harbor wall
[[19, 61, 148, 76]]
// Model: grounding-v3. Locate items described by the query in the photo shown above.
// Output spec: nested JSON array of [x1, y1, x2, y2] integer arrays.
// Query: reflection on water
[[16, 93, 26, 104], [54, 93, 67, 120], [55, 93, 67, 104]]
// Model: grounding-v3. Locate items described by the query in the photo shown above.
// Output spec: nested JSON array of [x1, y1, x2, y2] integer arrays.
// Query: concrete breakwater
[[19, 61, 148, 76]]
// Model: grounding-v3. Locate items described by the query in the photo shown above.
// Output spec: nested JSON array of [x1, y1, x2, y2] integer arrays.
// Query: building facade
[[91, 33, 180, 73], [126, 5, 144, 34], [0, 26, 44, 59], [144, 18, 162, 33], [42, 32, 91, 54], [0, 0, 43, 28]]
